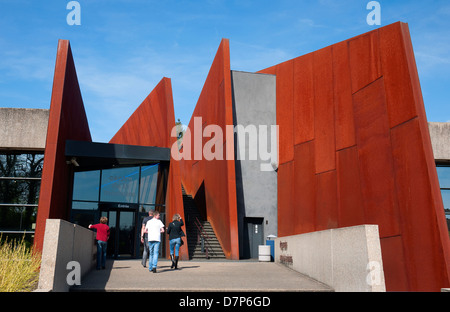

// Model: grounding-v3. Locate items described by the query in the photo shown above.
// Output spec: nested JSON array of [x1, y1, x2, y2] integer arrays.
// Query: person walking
[[145, 211, 165, 273], [167, 213, 184, 269], [89, 217, 110, 270], [140, 209, 154, 268]]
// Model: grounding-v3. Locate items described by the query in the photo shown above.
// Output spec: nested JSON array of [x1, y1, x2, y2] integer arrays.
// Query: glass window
[[437, 166, 450, 189], [0, 152, 43, 241], [100, 166, 140, 203], [139, 164, 159, 204], [0, 205, 37, 231], [70, 164, 165, 231], [73, 170, 100, 201], [443, 189, 450, 236], [437, 165, 450, 235], [71, 210, 98, 228], [71, 202, 99, 228], [139, 204, 157, 213], [72, 201, 98, 211], [0, 179, 40, 205], [0, 154, 44, 178], [442, 189, 450, 210]]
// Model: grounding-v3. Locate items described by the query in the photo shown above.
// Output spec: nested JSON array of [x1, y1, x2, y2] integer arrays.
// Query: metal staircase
[[182, 185, 226, 259]]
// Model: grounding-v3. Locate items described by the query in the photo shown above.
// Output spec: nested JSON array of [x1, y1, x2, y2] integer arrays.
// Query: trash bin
[[265, 239, 275, 262], [258, 245, 271, 262], [266, 234, 277, 262]]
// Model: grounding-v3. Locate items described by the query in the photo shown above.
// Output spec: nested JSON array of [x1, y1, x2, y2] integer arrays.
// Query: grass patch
[[0, 235, 41, 292]]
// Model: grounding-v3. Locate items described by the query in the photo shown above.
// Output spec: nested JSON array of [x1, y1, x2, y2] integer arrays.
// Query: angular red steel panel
[[391, 118, 450, 291], [352, 77, 400, 238], [332, 41, 356, 150], [179, 39, 239, 259], [34, 40, 92, 252], [110, 77, 187, 260], [110, 78, 173, 148], [379, 23, 417, 128], [336, 146, 365, 228], [275, 60, 295, 165], [313, 46, 335, 174], [380, 236, 410, 291], [400, 24, 450, 285], [293, 52, 314, 145], [256, 21, 450, 291], [315, 170, 338, 231], [348, 30, 382, 94], [293, 142, 316, 234], [277, 161, 295, 237]]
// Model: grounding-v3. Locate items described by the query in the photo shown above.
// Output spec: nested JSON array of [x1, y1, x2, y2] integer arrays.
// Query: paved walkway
[[71, 259, 333, 292]]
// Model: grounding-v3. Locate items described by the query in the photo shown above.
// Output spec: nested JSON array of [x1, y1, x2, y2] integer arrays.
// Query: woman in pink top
[[89, 217, 110, 270]]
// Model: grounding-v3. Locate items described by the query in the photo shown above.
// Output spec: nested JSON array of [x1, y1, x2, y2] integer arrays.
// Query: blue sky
[[0, 0, 449, 143]]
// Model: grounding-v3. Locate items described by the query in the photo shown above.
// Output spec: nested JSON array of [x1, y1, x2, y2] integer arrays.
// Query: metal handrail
[[193, 217, 215, 258]]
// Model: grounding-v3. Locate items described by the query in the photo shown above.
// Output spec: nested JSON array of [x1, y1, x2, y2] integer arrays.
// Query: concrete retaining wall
[[0, 107, 49, 150], [274, 225, 385, 292], [429, 122, 450, 161], [37, 219, 96, 292]]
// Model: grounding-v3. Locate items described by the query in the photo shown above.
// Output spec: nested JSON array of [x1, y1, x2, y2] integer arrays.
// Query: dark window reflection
[[139, 164, 159, 204], [100, 166, 140, 203], [437, 165, 450, 235], [73, 170, 100, 201], [0, 153, 43, 240]]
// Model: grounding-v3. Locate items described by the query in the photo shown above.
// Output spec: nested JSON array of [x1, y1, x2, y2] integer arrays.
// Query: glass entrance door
[[70, 164, 166, 259], [101, 208, 137, 259]]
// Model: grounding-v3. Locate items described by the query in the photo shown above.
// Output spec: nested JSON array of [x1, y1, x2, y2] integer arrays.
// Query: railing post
[[194, 216, 214, 258]]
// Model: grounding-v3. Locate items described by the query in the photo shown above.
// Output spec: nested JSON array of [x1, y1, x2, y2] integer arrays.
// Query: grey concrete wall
[[231, 71, 278, 257], [0, 108, 49, 151], [274, 225, 386, 292], [429, 122, 450, 162], [37, 219, 96, 292]]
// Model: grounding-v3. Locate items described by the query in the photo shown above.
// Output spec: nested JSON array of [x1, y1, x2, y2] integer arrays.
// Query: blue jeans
[[97, 240, 107, 269], [142, 234, 149, 266], [148, 241, 160, 270], [169, 237, 181, 256]]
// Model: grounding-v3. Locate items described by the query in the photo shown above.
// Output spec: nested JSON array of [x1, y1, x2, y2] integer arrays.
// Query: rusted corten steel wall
[[258, 22, 450, 291], [179, 39, 240, 260], [34, 40, 92, 252], [110, 77, 187, 260]]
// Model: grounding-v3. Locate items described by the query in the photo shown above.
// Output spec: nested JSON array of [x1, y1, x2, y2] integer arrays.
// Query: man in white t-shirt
[[145, 211, 165, 273]]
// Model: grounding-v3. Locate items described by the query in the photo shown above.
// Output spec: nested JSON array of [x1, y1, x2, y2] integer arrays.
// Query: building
[[0, 108, 48, 243], [1, 21, 450, 291]]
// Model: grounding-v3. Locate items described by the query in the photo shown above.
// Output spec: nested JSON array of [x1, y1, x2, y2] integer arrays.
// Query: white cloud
[[0, 47, 54, 82], [297, 18, 327, 29]]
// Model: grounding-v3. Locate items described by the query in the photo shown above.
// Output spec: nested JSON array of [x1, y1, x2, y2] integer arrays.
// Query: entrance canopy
[[65, 140, 171, 259], [65, 140, 170, 169]]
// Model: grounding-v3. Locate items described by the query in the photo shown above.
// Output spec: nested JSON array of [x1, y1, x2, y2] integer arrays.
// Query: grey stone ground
[[71, 259, 333, 292]]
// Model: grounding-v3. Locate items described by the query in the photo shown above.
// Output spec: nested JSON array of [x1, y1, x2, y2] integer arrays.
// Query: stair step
[[190, 247, 225, 253], [191, 255, 226, 259], [182, 184, 226, 260]]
